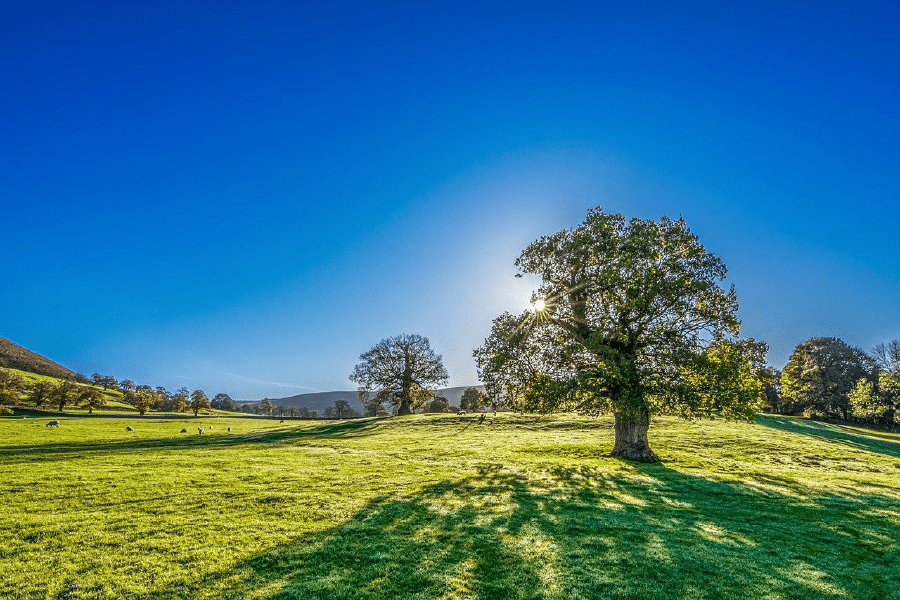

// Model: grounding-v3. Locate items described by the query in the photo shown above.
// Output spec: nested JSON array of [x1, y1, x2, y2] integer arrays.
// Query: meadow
[[1, 413, 898, 599]]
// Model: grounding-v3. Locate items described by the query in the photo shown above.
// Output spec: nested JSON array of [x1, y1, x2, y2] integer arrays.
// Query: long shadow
[[757, 414, 900, 458], [0, 418, 383, 463], [127, 464, 899, 600]]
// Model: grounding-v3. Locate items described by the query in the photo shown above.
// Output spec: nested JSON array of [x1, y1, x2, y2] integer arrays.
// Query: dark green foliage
[[0, 369, 25, 405], [28, 380, 54, 408], [781, 337, 875, 419], [211, 393, 237, 411], [424, 395, 450, 413], [191, 390, 211, 416], [460, 387, 485, 412], [79, 386, 105, 414], [51, 379, 79, 412]]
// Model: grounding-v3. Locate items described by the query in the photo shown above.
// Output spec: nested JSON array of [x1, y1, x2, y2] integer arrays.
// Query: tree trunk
[[397, 399, 412, 415], [611, 408, 659, 462]]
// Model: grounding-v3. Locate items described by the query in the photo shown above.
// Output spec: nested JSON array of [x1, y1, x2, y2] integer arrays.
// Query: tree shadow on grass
[[0, 418, 384, 464], [756, 415, 900, 459], [134, 464, 899, 600]]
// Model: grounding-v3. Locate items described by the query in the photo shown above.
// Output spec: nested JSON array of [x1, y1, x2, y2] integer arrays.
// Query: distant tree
[[239, 403, 254, 414], [849, 371, 899, 426], [91, 373, 104, 387], [172, 387, 189, 413], [101, 375, 117, 390], [298, 406, 311, 418], [51, 380, 79, 412], [350, 334, 449, 416], [0, 370, 25, 405], [29, 380, 54, 408], [872, 340, 900, 375], [120, 380, 135, 393], [289, 406, 297, 417], [364, 402, 384, 417], [79, 386, 105, 414], [323, 405, 335, 418], [781, 337, 875, 419], [134, 390, 154, 415], [75, 373, 92, 384], [460, 387, 485, 412], [258, 398, 274, 416], [424, 395, 450, 413], [190, 390, 211, 416], [333, 399, 358, 418], [310, 410, 319, 418], [474, 208, 751, 461], [210, 393, 235, 411], [276, 405, 287, 417]]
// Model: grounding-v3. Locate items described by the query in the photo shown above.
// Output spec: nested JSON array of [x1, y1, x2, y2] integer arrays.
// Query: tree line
[[766, 337, 900, 428]]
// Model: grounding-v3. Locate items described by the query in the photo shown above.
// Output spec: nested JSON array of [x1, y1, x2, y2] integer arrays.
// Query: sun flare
[[533, 298, 546, 312]]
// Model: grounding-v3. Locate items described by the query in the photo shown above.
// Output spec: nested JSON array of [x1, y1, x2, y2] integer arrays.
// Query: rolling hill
[[0, 336, 77, 380], [270, 385, 486, 413]]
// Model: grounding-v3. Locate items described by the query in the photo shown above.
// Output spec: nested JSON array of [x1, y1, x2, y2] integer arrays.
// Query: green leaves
[[477, 207, 754, 421]]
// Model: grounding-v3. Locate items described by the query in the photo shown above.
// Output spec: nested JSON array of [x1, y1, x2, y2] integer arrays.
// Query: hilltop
[[0, 336, 77, 380]]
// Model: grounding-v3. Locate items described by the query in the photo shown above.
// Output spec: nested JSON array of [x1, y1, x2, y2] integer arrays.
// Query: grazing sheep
[[208, 425, 212, 429], [46, 420, 59, 427], [280, 419, 284, 423], [180, 428, 188, 433], [198, 427, 204, 435], [126, 425, 134, 432], [227, 426, 232, 432], [457, 410, 466, 416]]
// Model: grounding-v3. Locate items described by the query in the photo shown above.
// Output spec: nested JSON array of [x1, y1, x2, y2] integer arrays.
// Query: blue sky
[[2, 1, 898, 399]]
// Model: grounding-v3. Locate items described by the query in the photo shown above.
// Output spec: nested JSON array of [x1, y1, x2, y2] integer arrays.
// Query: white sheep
[[46, 420, 59, 427], [126, 425, 134, 432], [180, 428, 188, 433], [227, 426, 232, 432], [198, 427, 204, 435]]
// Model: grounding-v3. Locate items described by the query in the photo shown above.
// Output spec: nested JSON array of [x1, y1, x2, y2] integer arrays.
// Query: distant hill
[[269, 385, 486, 413], [0, 336, 77, 380]]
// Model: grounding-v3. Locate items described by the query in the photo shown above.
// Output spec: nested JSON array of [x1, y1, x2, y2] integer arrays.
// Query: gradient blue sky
[[2, 1, 898, 400]]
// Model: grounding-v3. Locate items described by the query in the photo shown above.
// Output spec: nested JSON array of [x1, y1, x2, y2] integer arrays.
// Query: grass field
[[1, 413, 898, 599]]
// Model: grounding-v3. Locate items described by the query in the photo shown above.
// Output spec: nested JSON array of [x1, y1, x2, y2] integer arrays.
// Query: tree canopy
[[780, 337, 874, 420], [350, 334, 448, 415], [475, 207, 761, 461]]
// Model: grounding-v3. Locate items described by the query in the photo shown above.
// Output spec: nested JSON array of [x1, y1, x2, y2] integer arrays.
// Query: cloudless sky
[[2, 1, 898, 399]]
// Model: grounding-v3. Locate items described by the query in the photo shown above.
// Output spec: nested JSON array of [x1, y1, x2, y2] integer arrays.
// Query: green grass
[[1, 413, 898, 599], [4, 368, 240, 416]]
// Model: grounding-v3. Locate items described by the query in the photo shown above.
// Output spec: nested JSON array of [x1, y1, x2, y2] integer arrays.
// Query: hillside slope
[[0, 336, 76, 380]]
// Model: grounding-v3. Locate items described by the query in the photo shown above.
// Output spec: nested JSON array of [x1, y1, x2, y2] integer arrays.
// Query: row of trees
[[770, 337, 900, 427]]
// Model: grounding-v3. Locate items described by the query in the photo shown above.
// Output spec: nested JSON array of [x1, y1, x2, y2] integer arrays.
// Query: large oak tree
[[475, 207, 761, 461], [351, 334, 449, 415]]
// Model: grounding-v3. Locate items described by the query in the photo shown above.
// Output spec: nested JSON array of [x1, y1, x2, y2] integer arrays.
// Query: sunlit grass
[[1, 413, 898, 599]]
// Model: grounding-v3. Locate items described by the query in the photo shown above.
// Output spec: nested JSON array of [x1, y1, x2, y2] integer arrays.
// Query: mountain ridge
[[0, 336, 77, 380]]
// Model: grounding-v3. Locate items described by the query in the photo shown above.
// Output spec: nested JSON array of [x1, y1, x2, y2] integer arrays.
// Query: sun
[[533, 298, 546, 312]]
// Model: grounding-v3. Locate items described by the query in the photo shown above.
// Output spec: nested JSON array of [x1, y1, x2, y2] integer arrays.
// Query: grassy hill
[[1, 412, 897, 599], [0, 336, 77, 380]]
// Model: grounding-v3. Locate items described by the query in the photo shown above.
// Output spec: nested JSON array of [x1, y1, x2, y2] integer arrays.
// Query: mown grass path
[[1, 414, 898, 599]]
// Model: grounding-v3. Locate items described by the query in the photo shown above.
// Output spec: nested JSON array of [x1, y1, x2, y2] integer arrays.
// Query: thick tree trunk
[[611, 408, 659, 462], [397, 399, 412, 415]]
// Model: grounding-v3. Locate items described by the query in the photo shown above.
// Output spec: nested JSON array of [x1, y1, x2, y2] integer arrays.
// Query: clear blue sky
[[2, 1, 898, 400]]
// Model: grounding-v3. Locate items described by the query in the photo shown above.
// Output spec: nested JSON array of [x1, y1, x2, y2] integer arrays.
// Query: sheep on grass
[[126, 425, 135, 432], [46, 420, 59, 427]]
